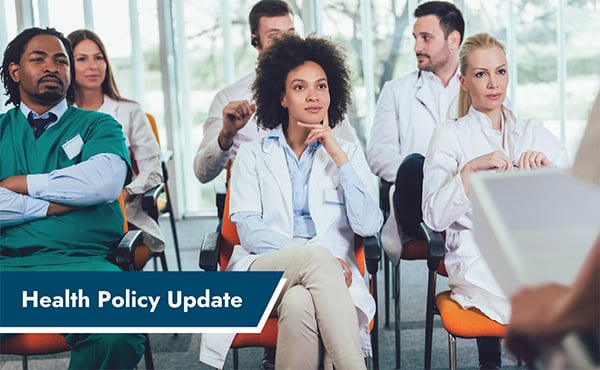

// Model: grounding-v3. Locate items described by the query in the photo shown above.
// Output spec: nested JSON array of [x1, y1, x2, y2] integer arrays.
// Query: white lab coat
[[193, 72, 360, 183], [97, 96, 165, 252], [367, 70, 459, 263], [200, 136, 382, 368], [422, 105, 569, 324]]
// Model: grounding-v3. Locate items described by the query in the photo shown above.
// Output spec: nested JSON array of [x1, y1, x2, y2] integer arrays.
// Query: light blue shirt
[[233, 127, 381, 254], [0, 101, 127, 228]]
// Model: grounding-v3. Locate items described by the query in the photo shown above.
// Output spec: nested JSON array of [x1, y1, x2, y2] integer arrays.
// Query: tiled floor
[[1, 216, 525, 369]]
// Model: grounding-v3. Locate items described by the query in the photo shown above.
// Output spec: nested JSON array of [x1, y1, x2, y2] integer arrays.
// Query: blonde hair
[[458, 33, 506, 118]]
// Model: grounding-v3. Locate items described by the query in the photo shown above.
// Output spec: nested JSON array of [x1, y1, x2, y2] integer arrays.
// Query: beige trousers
[[249, 246, 366, 370]]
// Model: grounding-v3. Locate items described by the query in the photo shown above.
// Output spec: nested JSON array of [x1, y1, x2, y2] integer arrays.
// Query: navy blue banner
[[0, 271, 284, 333]]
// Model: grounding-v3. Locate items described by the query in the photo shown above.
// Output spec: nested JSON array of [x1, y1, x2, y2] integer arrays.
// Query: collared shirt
[[421, 69, 460, 124], [276, 129, 319, 238], [20, 98, 69, 130], [0, 101, 127, 227]]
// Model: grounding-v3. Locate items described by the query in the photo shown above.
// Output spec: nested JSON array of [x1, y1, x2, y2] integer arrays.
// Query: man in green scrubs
[[0, 27, 146, 369]]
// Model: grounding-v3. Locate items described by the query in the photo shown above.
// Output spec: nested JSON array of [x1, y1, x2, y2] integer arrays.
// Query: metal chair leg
[[233, 348, 239, 370], [424, 269, 437, 370], [384, 253, 391, 328], [448, 334, 457, 370], [159, 252, 168, 271], [163, 180, 182, 271], [371, 275, 380, 370], [143, 334, 155, 370], [394, 263, 401, 369]]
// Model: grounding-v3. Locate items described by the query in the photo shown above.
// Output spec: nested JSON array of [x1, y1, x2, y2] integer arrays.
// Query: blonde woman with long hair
[[422, 32, 568, 369]]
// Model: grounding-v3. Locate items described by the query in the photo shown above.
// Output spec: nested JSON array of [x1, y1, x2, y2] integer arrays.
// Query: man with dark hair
[[193, 0, 357, 184], [0, 27, 145, 369], [366, 0, 463, 273], [366, 0, 465, 367]]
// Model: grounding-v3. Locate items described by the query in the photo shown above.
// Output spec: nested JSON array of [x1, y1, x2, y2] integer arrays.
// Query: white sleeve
[[124, 106, 163, 194], [193, 91, 230, 183], [421, 125, 472, 231], [367, 81, 404, 182], [27, 153, 128, 206]]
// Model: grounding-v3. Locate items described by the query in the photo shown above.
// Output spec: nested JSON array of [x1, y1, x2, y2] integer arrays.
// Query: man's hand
[[0, 175, 28, 195], [218, 100, 256, 150], [47, 202, 77, 216]]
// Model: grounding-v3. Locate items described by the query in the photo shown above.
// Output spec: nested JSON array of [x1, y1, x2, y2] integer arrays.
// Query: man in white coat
[[366, 1, 465, 263], [193, 0, 356, 184]]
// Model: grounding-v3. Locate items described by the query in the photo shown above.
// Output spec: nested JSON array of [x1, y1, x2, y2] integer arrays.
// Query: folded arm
[[0, 153, 127, 227]]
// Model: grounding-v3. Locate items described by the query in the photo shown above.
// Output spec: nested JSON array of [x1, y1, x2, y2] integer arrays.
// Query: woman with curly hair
[[200, 34, 382, 370]]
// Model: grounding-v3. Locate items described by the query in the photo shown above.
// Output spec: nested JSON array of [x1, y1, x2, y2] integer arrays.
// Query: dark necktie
[[27, 111, 57, 139]]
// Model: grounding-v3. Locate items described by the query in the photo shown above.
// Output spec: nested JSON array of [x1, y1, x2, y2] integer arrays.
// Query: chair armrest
[[419, 222, 445, 271], [364, 234, 382, 275], [160, 149, 173, 164], [113, 230, 144, 271], [199, 231, 220, 271], [142, 183, 165, 220]]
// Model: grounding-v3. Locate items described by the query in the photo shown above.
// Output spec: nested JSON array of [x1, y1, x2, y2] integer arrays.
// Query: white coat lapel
[[308, 147, 338, 237], [414, 72, 439, 123], [262, 139, 293, 210]]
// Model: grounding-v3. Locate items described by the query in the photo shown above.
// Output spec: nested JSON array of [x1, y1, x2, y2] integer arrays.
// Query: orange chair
[[200, 186, 381, 369], [0, 198, 155, 369], [420, 223, 507, 370], [391, 153, 506, 369], [140, 113, 182, 271]]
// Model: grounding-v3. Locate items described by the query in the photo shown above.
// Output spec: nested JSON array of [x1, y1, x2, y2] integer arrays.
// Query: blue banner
[[0, 271, 284, 333]]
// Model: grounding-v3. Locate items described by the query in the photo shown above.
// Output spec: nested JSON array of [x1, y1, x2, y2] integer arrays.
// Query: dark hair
[[414, 1, 464, 46], [249, 0, 293, 35], [1, 27, 75, 107], [252, 34, 351, 130], [67, 29, 126, 103]]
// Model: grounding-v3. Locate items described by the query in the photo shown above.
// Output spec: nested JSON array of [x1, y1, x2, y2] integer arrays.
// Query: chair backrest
[[118, 194, 129, 234], [394, 153, 426, 241], [145, 113, 161, 147], [218, 187, 240, 270]]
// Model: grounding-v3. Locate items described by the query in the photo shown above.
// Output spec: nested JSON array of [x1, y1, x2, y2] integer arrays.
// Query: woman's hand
[[463, 150, 513, 174], [337, 258, 352, 287], [298, 113, 348, 167], [460, 151, 512, 194], [518, 150, 554, 169]]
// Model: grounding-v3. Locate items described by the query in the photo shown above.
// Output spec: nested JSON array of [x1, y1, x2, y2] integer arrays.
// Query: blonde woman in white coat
[[422, 33, 568, 369], [68, 29, 165, 253], [200, 34, 382, 370]]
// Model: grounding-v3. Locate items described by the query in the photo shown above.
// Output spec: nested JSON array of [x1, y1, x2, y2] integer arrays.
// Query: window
[[2, 0, 598, 217]]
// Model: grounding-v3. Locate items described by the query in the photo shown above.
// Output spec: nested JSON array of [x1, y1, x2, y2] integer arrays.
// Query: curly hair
[[1, 27, 75, 107], [252, 34, 351, 130]]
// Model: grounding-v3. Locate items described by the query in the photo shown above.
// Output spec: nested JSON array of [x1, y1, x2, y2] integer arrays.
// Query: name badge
[[62, 134, 84, 160], [324, 187, 344, 205]]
